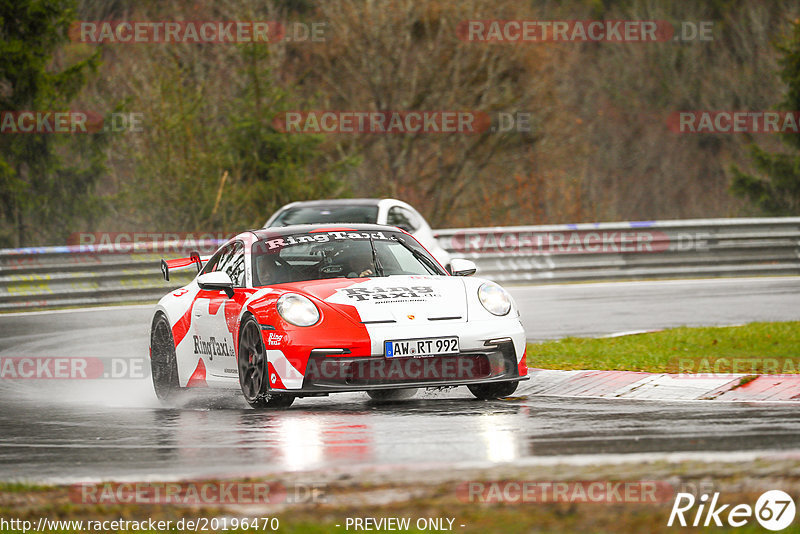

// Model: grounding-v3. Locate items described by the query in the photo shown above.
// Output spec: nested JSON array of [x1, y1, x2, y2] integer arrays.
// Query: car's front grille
[[301, 341, 520, 391]]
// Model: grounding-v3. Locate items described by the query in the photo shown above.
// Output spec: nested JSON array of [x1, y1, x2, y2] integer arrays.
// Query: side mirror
[[197, 271, 234, 298], [450, 258, 477, 277]]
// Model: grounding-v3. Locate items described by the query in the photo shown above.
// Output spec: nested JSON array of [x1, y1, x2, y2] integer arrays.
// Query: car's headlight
[[277, 293, 320, 326], [478, 282, 512, 316]]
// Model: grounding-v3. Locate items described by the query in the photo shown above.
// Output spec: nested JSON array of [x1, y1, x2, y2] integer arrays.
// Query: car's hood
[[303, 275, 468, 324]]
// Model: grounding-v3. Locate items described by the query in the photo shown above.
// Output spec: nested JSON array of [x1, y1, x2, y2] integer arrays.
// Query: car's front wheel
[[468, 380, 518, 400], [238, 317, 295, 409], [150, 313, 182, 402]]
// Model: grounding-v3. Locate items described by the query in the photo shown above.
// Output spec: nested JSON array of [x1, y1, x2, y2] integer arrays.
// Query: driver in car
[[255, 254, 280, 285], [344, 244, 375, 278]]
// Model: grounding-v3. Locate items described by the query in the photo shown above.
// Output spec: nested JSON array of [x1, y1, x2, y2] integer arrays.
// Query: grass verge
[[527, 321, 800, 373], [1, 462, 792, 534]]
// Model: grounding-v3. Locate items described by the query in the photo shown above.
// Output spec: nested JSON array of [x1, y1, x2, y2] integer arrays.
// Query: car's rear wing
[[161, 251, 206, 281]]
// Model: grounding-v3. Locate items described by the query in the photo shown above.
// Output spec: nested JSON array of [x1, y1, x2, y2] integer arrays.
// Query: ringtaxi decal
[[668, 490, 796, 530], [266, 332, 284, 346], [192, 335, 235, 358], [339, 286, 439, 302], [257, 230, 392, 251]]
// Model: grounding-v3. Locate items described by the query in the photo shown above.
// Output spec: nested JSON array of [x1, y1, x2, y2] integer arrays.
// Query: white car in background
[[264, 198, 453, 270]]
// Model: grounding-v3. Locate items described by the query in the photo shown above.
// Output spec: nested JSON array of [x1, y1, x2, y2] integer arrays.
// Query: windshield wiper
[[390, 236, 443, 275], [368, 235, 385, 277]]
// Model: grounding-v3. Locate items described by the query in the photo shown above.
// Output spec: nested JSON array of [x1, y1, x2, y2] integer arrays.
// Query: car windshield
[[270, 205, 379, 226], [251, 229, 445, 286]]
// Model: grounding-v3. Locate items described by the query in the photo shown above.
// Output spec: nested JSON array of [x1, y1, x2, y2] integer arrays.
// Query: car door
[[192, 240, 248, 382]]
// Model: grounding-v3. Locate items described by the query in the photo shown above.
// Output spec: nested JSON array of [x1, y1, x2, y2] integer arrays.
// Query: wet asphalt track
[[1, 276, 799, 482]]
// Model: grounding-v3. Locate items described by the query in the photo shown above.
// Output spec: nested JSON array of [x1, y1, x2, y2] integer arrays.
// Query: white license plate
[[385, 337, 459, 358]]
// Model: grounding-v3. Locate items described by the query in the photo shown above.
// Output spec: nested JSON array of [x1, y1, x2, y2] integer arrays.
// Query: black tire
[[468, 381, 518, 400], [366, 388, 418, 402], [238, 317, 295, 409], [150, 313, 182, 401]]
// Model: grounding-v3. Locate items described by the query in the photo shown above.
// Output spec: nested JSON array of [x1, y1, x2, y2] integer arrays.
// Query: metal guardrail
[[0, 218, 798, 312], [0, 240, 224, 311], [434, 217, 800, 284]]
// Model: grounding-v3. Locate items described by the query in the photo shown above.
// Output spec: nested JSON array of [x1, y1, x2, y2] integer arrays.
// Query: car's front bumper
[[295, 339, 526, 395]]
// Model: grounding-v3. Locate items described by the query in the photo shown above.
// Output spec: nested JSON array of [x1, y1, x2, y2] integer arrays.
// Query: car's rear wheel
[[238, 317, 295, 409], [366, 388, 418, 401], [468, 381, 518, 400], [150, 313, 182, 401]]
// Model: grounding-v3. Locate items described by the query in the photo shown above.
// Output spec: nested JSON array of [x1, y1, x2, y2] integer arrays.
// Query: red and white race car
[[150, 225, 527, 408]]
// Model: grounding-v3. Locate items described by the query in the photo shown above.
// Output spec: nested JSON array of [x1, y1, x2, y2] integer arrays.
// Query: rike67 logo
[[668, 490, 796, 530]]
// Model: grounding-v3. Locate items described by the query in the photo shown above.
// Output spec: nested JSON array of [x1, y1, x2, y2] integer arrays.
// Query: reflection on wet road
[[3, 383, 800, 482]]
